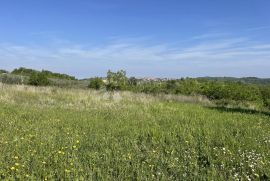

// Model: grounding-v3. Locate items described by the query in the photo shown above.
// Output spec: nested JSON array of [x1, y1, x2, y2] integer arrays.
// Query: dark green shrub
[[175, 79, 201, 95], [0, 74, 26, 84], [88, 77, 104, 90], [128, 77, 138, 86], [142, 84, 160, 94], [0, 69, 9, 74], [200, 81, 262, 102], [166, 80, 177, 90], [28, 72, 50, 86]]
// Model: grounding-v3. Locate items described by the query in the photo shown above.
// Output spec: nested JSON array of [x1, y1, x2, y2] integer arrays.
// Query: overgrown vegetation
[[0, 84, 269, 180], [96, 70, 270, 110], [1, 67, 270, 110], [260, 86, 270, 109]]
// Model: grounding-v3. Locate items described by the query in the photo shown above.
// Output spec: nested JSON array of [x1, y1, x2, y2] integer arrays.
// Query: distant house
[[102, 78, 108, 84]]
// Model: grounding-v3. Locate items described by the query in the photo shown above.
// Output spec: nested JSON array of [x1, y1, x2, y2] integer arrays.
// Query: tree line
[[1, 68, 270, 109], [88, 70, 270, 109]]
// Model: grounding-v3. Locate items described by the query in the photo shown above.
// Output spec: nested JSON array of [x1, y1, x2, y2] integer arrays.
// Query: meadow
[[0, 83, 269, 180]]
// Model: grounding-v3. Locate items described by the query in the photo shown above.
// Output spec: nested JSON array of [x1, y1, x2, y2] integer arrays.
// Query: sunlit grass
[[0, 84, 269, 180]]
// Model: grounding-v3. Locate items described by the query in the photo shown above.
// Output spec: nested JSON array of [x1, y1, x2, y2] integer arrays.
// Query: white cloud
[[0, 35, 270, 78]]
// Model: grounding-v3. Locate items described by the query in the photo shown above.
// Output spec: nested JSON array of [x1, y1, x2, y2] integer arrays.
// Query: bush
[[166, 80, 177, 90], [142, 85, 159, 94], [128, 77, 138, 87], [175, 79, 200, 95], [200, 81, 262, 102], [265, 99, 270, 109], [88, 77, 104, 90], [0, 69, 9, 74], [12, 67, 38, 76], [28, 72, 50, 86], [0, 74, 26, 84]]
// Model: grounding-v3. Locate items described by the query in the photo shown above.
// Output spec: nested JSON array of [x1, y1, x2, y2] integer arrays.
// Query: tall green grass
[[0, 84, 269, 180]]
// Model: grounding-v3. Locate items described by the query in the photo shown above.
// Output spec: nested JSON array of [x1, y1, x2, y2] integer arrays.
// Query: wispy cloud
[[191, 32, 229, 40], [246, 25, 270, 32], [0, 34, 270, 78]]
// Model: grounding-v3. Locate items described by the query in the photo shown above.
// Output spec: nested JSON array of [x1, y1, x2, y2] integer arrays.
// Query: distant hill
[[1, 67, 270, 86], [197, 77, 270, 85], [11, 67, 76, 80]]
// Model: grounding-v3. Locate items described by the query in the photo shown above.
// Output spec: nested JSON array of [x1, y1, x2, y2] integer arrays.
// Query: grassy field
[[0, 83, 269, 180]]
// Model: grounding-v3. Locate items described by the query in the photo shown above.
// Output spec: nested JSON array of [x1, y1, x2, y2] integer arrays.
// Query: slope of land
[[0, 84, 269, 180]]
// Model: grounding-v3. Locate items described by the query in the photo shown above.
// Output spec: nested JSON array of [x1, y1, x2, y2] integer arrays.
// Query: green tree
[[106, 70, 128, 91], [28, 72, 51, 86], [0, 69, 9, 74]]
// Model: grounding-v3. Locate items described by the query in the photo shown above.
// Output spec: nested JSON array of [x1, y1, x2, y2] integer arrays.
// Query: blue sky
[[0, 0, 270, 78]]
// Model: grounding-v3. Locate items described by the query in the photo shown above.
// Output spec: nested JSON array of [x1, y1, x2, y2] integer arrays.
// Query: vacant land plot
[[0, 84, 269, 180]]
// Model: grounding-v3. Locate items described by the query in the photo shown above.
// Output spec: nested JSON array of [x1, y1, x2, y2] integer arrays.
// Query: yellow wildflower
[[58, 150, 65, 155]]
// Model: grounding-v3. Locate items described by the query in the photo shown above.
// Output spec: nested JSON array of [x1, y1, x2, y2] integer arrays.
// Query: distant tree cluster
[[12, 67, 76, 80], [87, 70, 270, 109], [12, 67, 38, 75], [41, 70, 76, 80]]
